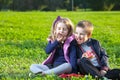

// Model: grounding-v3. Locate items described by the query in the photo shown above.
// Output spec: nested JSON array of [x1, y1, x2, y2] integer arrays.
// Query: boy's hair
[[76, 20, 94, 37], [50, 17, 74, 40]]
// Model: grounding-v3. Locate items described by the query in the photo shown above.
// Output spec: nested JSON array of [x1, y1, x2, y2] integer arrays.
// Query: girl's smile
[[55, 22, 68, 41]]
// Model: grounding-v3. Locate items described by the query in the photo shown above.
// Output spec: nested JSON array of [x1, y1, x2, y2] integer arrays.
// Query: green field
[[0, 11, 120, 79]]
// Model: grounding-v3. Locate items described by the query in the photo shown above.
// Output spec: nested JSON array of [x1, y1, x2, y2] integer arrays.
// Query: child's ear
[[88, 33, 92, 38]]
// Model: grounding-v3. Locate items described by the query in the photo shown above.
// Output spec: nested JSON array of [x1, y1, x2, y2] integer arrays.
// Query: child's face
[[55, 22, 68, 41], [74, 27, 89, 45]]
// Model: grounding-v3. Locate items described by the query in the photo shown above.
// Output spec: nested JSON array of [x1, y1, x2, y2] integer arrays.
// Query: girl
[[30, 16, 77, 76]]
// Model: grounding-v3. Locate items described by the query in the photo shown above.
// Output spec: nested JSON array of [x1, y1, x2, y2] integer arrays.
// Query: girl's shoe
[[29, 72, 36, 78], [29, 72, 45, 78]]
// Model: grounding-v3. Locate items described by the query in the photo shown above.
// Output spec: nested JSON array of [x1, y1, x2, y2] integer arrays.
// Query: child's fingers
[[57, 36, 63, 42], [100, 70, 107, 76], [82, 53, 87, 58]]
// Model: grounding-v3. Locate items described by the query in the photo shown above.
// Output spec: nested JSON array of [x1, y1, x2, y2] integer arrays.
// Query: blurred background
[[0, 0, 120, 11], [0, 0, 120, 79]]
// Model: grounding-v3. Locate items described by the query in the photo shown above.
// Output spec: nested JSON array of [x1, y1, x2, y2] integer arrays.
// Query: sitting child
[[74, 20, 120, 79], [30, 16, 77, 76]]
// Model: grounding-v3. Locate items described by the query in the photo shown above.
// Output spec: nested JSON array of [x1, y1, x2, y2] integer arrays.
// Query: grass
[[0, 11, 120, 79]]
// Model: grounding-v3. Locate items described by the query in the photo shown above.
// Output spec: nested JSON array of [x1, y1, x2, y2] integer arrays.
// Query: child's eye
[[80, 33, 86, 36], [74, 32, 78, 34], [63, 28, 67, 31], [58, 27, 61, 30]]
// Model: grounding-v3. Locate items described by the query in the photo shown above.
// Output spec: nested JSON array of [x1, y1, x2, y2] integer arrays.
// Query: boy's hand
[[100, 70, 107, 76], [82, 52, 88, 58], [82, 51, 95, 59]]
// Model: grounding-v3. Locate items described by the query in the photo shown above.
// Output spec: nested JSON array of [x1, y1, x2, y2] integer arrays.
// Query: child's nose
[[60, 29, 64, 33], [78, 34, 83, 38], [78, 34, 81, 38]]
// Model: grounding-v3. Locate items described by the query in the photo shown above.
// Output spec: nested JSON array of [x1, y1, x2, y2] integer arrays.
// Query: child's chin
[[77, 41, 82, 45]]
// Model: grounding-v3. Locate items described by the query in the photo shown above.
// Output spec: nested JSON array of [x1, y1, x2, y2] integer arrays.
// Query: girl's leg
[[43, 63, 72, 75], [30, 64, 49, 74], [78, 57, 102, 77]]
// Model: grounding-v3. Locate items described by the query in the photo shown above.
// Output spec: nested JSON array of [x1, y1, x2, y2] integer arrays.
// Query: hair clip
[[53, 16, 61, 28]]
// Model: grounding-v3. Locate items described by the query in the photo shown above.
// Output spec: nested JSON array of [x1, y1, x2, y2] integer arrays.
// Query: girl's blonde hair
[[49, 16, 74, 41]]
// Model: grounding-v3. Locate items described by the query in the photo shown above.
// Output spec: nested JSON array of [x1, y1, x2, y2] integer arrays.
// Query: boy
[[74, 20, 120, 79]]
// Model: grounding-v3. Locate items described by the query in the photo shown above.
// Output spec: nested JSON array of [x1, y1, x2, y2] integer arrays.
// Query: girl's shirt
[[53, 44, 67, 67], [45, 40, 77, 73]]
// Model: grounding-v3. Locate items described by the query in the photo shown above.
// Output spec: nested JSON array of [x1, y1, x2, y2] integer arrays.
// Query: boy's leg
[[105, 69, 120, 79], [77, 59, 87, 75], [30, 64, 49, 74], [43, 63, 72, 75], [78, 57, 102, 77]]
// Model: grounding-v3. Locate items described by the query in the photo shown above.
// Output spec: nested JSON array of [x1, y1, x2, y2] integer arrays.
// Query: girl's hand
[[56, 34, 66, 43], [47, 36, 53, 42], [56, 34, 63, 42]]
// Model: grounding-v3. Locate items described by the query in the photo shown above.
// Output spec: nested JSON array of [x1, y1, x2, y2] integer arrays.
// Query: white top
[[81, 44, 100, 67]]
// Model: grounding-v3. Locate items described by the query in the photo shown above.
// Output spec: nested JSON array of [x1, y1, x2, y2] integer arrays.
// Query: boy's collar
[[80, 38, 91, 46]]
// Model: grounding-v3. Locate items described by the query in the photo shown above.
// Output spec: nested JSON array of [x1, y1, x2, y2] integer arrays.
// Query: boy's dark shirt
[[76, 38, 109, 70]]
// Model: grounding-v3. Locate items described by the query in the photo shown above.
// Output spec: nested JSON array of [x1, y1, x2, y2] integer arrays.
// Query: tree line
[[0, 0, 120, 11]]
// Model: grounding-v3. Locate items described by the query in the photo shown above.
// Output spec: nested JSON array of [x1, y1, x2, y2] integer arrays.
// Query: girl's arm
[[45, 40, 59, 54], [69, 40, 77, 73]]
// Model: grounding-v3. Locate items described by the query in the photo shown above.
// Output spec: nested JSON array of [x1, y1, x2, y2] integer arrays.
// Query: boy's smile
[[74, 27, 89, 45]]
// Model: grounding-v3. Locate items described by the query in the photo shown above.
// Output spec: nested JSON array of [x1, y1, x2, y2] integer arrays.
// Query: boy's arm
[[45, 40, 59, 54], [97, 41, 109, 71], [100, 47, 109, 71]]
